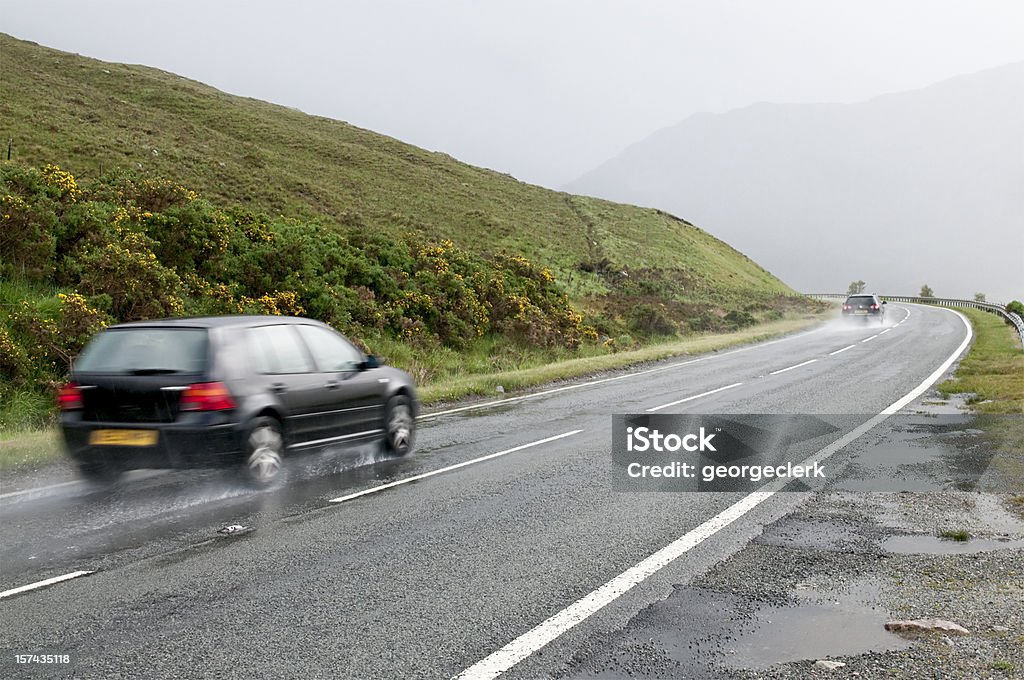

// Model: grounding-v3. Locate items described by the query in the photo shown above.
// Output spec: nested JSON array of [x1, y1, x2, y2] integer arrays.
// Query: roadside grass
[[937, 307, 1024, 502], [0, 313, 824, 471], [936, 528, 971, 542], [990, 660, 1015, 674], [937, 308, 1024, 414], [0, 428, 61, 471]]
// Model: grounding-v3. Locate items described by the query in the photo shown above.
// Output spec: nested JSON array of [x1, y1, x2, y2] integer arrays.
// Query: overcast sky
[[5, 1, 1024, 188]]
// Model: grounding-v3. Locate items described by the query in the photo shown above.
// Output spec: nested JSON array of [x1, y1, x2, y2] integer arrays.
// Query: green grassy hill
[[0, 33, 812, 429], [0, 34, 790, 302]]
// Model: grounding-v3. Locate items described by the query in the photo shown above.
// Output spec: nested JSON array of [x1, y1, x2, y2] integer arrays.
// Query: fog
[[568, 63, 1024, 302]]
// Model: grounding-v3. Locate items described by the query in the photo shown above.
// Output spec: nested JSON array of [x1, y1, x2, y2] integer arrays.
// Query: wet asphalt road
[[0, 304, 971, 679]]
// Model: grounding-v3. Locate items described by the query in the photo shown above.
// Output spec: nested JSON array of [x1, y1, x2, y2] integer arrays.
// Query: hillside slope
[[0, 33, 791, 307], [567, 62, 1024, 302]]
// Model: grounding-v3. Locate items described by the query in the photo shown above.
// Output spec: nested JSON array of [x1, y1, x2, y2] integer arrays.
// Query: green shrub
[[628, 303, 676, 336], [75, 226, 184, 320], [724, 309, 756, 328]]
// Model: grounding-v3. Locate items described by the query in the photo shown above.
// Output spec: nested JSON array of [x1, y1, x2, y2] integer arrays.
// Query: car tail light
[[57, 382, 83, 410], [842, 304, 851, 311], [871, 304, 879, 310], [180, 382, 236, 411]]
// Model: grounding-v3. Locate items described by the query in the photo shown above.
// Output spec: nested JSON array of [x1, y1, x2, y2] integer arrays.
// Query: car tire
[[382, 394, 415, 456], [77, 460, 119, 486], [243, 416, 285, 486]]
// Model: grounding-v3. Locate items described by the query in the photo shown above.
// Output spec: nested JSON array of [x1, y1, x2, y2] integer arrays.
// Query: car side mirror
[[361, 355, 379, 370], [882, 300, 887, 305]]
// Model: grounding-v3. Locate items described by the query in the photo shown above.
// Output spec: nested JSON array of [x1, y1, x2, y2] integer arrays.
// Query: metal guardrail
[[806, 293, 1024, 349]]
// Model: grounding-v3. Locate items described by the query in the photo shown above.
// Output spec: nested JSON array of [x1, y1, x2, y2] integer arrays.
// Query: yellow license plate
[[89, 429, 158, 447]]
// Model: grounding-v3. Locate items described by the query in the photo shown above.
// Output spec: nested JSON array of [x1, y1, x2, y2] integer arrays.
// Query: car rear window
[[74, 328, 209, 374], [845, 296, 875, 305]]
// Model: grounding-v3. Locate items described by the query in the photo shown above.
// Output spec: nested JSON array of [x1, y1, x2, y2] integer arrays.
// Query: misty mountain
[[567, 62, 1024, 303]]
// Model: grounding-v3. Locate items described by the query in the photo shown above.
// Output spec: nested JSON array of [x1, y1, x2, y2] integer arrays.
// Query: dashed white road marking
[[328, 430, 583, 504], [0, 571, 94, 599], [454, 306, 972, 680], [880, 328, 892, 335], [861, 334, 879, 343], [645, 382, 745, 413], [419, 328, 824, 421], [768, 359, 818, 375], [828, 344, 857, 356]]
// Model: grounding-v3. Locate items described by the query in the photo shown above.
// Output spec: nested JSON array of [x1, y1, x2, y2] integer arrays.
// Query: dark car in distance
[[59, 316, 418, 486], [841, 294, 887, 325]]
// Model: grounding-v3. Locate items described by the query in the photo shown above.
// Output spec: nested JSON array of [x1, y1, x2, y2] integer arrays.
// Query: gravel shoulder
[[560, 392, 1024, 679]]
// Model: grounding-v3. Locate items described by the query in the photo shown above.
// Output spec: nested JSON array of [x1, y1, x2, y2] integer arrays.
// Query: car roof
[[107, 315, 327, 330]]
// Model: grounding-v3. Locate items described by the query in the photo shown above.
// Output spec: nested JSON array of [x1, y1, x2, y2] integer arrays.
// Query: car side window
[[247, 325, 315, 374], [295, 325, 364, 372]]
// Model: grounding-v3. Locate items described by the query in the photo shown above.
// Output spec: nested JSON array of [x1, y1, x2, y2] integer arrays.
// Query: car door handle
[[271, 382, 287, 393], [325, 380, 339, 390]]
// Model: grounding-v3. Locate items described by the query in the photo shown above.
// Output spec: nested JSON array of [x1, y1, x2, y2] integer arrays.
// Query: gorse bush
[[0, 163, 597, 423]]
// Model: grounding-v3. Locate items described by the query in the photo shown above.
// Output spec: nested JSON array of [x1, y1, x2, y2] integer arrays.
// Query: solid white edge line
[[0, 479, 81, 500], [453, 305, 972, 680], [828, 344, 856, 356], [0, 570, 94, 599], [861, 334, 879, 343], [768, 358, 818, 376], [644, 382, 744, 413], [419, 327, 825, 421], [328, 430, 583, 504]]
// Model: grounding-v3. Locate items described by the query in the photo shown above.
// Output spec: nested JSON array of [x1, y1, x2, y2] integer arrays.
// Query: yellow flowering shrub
[[238, 291, 305, 316]]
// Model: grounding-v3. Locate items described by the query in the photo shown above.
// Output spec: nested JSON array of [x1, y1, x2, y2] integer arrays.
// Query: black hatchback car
[[841, 294, 887, 324], [59, 316, 418, 485]]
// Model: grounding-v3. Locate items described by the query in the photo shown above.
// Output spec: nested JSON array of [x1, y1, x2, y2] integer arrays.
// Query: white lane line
[[0, 480, 81, 500], [421, 360, 707, 420], [645, 382, 744, 413], [861, 334, 879, 343], [6, 328, 827, 502], [454, 307, 973, 680], [328, 430, 583, 504], [420, 327, 825, 421], [0, 571, 94, 599], [828, 344, 856, 356], [768, 359, 818, 376]]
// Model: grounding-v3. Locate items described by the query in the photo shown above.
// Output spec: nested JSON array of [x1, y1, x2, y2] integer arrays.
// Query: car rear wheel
[[382, 395, 415, 456], [244, 417, 284, 486], [77, 460, 119, 486]]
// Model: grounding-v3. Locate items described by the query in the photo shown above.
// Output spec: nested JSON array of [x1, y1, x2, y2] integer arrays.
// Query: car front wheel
[[382, 395, 415, 456], [244, 417, 284, 486]]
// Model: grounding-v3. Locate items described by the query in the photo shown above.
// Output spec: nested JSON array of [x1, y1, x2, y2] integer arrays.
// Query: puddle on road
[[720, 602, 910, 669], [881, 534, 1024, 555], [829, 413, 1006, 493], [720, 580, 910, 669], [563, 580, 909, 678]]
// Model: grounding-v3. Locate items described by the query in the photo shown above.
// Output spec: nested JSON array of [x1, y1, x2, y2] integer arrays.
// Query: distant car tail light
[[180, 382, 236, 411], [871, 304, 879, 310], [57, 382, 83, 411], [842, 304, 851, 311]]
